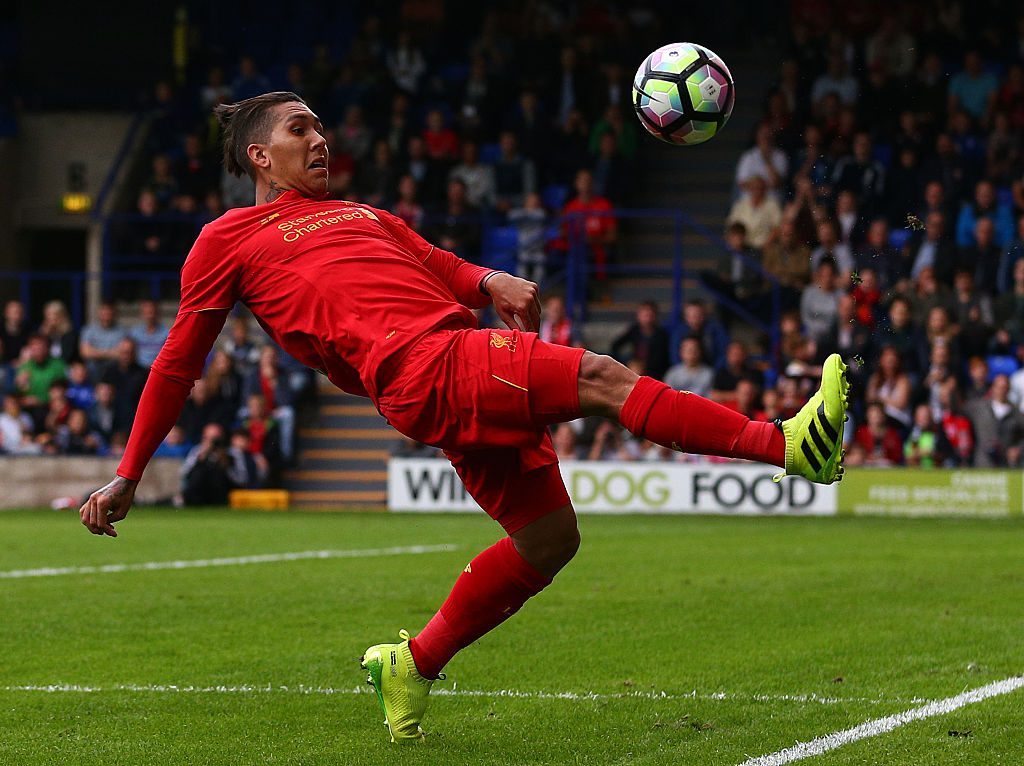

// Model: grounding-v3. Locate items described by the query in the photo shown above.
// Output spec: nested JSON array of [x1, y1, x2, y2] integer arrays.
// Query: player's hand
[[79, 476, 138, 537], [486, 272, 542, 333]]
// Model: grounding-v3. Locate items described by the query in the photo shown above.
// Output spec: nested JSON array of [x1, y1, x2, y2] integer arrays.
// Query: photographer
[[180, 423, 233, 506]]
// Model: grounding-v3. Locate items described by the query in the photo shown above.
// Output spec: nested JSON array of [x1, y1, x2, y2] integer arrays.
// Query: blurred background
[[2, 0, 1023, 513]]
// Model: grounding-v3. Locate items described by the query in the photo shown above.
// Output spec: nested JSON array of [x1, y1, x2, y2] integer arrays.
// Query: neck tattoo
[[265, 179, 288, 203]]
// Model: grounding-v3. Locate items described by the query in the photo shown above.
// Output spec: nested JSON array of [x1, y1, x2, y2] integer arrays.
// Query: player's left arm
[[370, 205, 541, 331]]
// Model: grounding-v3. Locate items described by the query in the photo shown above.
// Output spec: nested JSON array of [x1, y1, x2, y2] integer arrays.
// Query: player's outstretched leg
[[362, 507, 578, 743]]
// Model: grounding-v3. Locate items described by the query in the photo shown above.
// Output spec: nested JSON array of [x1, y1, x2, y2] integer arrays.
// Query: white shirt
[[735, 147, 788, 189]]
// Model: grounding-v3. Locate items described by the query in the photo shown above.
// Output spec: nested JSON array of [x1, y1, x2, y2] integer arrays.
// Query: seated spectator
[[985, 111, 1017, 185], [835, 190, 864, 247], [561, 169, 616, 280], [403, 135, 445, 201], [810, 219, 853, 276], [834, 293, 872, 365], [851, 267, 882, 329], [790, 124, 831, 193], [723, 221, 764, 303], [178, 378, 221, 445], [947, 109, 986, 180], [87, 382, 117, 443], [811, 51, 859, 108], [951, 267, 995, 333], [422, 108, 459, 163], [936, 378, 974, 466], [547, 106, 589, 186], [587, 421, 631, 461], [921, 133, 968, 208], [205, 350, 244, 426], [800, 258, 840, 347], [154, 424, 193, 458], [40, 380, 73, 445], [947, 50, 999, 124], [356, 140, 398, 209], [52, 408, 105, 456], [507, 192, 548, 283], [873, 296, 918, 371], [129, 299, 169, 368], [592, 131, 631, 203], [903, 404, 951, 468], [177, 133, 219, 202], [1, 299, 29, 363], [386, 30, 426, 95], [663, 337, 714, 398], [866, 345, 912, 430], [610, 301, 670, 380], [181, 423, 234, 506], [955, 180, 1015, 248], [854, 400, 904, 466], [669, 300, 730, 369], [884, 147, 923, 226], [762, 220, 812, 308], [919, 338, 956, 416], [908, 212, 957, 283], [428, 178, 482, 260], [100, 338, 148, 433], [966, 374, 1024, 467], [231, 56, 271, 101], [38, 300, 78, 364], [996, 214, 1024, 295], [865, 15, 915, 78], [552, 423, 581, 460], [241, 393, 283, 477], [735, 123, 788, 196], [832, 133, 886, 217], [244, 345, 295, 461], [963, 356, 991, 404], [958, 217, 1002, 295], [493, 131, 536, 212], [711, 341, 764, 401], [995, 257, 1024, 344], [588, 105, 638, 160], [65, 361, 95, 411], [856, 218, 908, 291], [917, 306, 960, 374], [911, 268, 953, 331], [228, 429, 269, 489], [79, 301, 126, 379], [392, 175, 425, 232], [449, 141, 496, 209], [222, 316, 261, 380], [0, 394, 41, 455], [539, 295, 580, 347], [725, 176, 782, 249], [15, 334, 67, 411]]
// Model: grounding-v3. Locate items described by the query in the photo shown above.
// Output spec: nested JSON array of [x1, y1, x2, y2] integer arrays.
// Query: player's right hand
[[486, 272, 542, 333], [80, 476, 139, 538]]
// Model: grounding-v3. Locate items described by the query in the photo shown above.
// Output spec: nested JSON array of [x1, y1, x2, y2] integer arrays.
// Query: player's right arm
[[81, 230, 239, 537]]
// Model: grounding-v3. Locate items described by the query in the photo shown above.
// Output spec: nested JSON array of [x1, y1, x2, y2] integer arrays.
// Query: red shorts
[[377, 327, 586, 533]]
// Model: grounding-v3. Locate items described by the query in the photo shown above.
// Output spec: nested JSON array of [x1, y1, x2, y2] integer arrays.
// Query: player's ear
[[247, 143, 270, 172]]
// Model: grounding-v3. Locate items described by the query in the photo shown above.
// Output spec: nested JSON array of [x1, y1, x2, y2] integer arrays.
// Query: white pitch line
[[1, 683, 928, 707], [0, 544, 458, 579], [737, 675, 1024, 766]]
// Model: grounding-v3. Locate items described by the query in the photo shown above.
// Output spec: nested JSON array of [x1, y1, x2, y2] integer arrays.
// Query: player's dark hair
[[215, 91, 307, 180]]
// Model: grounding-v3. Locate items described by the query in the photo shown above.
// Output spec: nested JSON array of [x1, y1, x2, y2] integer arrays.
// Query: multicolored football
[[632, 42, 735, 146]]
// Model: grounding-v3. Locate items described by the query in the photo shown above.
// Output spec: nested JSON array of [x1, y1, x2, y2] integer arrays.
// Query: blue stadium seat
[[482, 226, 520, 271], [888, 228, 912, 250], [479, 142, 501, 164], [542, 184, 569, 211], [987, 355, 1019, 381], [872, 143, 893, 168], [997, 186, 1014, 208]]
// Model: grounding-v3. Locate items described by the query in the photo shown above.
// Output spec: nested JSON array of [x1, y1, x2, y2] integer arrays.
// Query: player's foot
[[774, 353, 849, 485], [360, 629, 436, 744]]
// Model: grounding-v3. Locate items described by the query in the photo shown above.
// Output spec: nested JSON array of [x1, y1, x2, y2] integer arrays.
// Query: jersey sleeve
[[370, 205, 495, 308], [177, 226, 242, 314]]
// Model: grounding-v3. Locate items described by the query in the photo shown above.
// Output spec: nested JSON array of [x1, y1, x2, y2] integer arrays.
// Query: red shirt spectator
[[855, 402, 904, 465], [422, 109, 459, 161]]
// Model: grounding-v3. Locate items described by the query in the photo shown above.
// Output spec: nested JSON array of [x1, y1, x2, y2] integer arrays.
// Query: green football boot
[[774, 353, 850, 484], [360, 629, 435, 743]]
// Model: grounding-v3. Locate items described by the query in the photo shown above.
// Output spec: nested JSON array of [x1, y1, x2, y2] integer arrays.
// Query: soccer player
[[79, 92, 849, 743]]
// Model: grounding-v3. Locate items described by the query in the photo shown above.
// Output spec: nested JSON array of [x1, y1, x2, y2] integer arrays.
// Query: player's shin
[[618, 376, 786, 466], [409, 536, 551, 679]]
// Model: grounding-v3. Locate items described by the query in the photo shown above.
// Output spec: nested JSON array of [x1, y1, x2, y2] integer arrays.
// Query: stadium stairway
[[284, 375, 393, 509], [583, 44, 780, 352]]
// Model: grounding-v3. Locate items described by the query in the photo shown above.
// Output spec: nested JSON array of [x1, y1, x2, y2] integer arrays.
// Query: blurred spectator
[[87, 382, 117, 443], [810, 219, 853, 275], [610, 302, 670, 380], [79, 301, 127, 378], [762, 219, 812, 308], [552, 423, 581, 460], [851, 267, 882, 329], [508, 192, 548, 283], [493, 131, 536, 212], [65, 361, 94, 411], [966, 374, 1024, 467], [875, 296, 918, 369], [884, 147, 922, 226], [356, 140, 398, 208], [338, 105, 372, 163], [996, 215, 1024, 295], [181, 423, 234, 506], [735, 123, 788, 195], [866, 345, 912, 430], [539, 295, 581, 347], [903, 404, 950, 468], [908, 212, 956, 283], [592, 131, 630, 203], [228, 428, 269, 489], [1, 300, 28, 363], [964, 356, 991, 404], [386, 30, 426, 94], [178, 378, 220, 445], [711, 341, 763, 400], [855, 400, 904, 466], [53, 409, 105, 456], [834, 293, 872, 365], [910, 268, 953, 328], [951, 268, 995, 334], [995, 258, 1024, 345], [244, 345, 295, 461], [0, 395, 40, 455], [449, 141, 496, 209], [41, 380, 73, 442], [15, 334, 66, 410], [38, 300, 78, 364], [422, 108, 459, 162], [832, 133, 886, 218], [588, 105, 637, 160], [725, 176, 783, 249], [800, 258, 840, 346], [199, 66, 232, 112], [955, 180, 1015, 248], [429, 178, 482, 259], [664, 337, 714, 397], [561, 169, 616, 280], [920, 133, 968, 208], [392, 174, 425, 231], [865, 15, 915, 78], [101, 338, 148, 433], [811, 51, 858, 107], [587, 421, 631, 461], [669, 300, 730, 369], [241, 393, 283, 477], [231, 56, 272, 102], [146, 154, 179, 208], [985, 111, 1018, 186], [548, 107, 590, 186], [959, 218, 1001, 295], [937, 378, 974, 465], [856, 218, 908, 291], [222, 316, 261, 380], [129, 299, 169, 368], [178, 133, 219, 202], [835, 189, 864, 246], [154, 424, 192, 458], [948, 50, 998, 125]]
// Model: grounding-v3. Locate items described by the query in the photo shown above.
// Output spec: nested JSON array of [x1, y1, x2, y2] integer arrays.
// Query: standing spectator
[[735, 123, 789, 195], [725, 176, 783, 249], [538, 295, 580, 347], [561, 169, 616, 280], [449, 141, 496, 209], [663, 337, 714, 398], [493, 131, 536, 212], [79, 301, 126, 378], [508, 192, 548, 283], [38, 300, 78, 364], [966, 374, 1024, 467], [100, 338, 148, 433], [0, 300, 28, 364], [947, 50, 999, 125], [610, 301, 670, 380], [800, 258, 840, 347], [955, 180, 1015, 248], [129, 299, 169, 368], [854, 401, 905, 466], [15, 334, 66, 410], [832, 133, 886, 217]]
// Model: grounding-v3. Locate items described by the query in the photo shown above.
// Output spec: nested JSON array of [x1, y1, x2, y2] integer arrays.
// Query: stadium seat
[[479, 142, 501, 164], [997, 186, 1014, 208], [482, 225, 520, 271], [888, 228, 912, 249], [987, 355, 1019, 381], [542, 184, 569, 211]]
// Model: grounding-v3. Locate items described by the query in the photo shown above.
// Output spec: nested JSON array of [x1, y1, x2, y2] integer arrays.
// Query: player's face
[[265, 103, 329, 198]]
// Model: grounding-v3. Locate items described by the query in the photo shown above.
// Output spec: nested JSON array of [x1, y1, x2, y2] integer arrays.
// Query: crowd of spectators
[[0, 296, 310, 502]]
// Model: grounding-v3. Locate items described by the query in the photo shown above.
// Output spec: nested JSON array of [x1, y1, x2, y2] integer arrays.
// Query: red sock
[[619, 376, 785, 467], [409, 537, 551, 679]]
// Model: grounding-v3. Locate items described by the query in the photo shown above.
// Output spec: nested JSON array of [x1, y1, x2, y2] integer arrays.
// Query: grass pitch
[[1, 508, 1022, 765]]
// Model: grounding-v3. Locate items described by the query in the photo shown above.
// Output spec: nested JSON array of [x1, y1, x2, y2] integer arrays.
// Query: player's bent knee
[[578, 352, 638, 418]]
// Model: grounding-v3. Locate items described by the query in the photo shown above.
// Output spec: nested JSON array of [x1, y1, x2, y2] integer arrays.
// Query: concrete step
[[290, 489, 387, 506], [283, 469, 388, 483]]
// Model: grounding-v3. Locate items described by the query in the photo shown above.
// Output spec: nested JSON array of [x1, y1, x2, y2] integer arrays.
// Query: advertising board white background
[[388, 459, 836, 516]]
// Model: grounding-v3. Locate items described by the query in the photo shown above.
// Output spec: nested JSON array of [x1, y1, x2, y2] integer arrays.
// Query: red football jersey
[[117, 191, 493, 480]]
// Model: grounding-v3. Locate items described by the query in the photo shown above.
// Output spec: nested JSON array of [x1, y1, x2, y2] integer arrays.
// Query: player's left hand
[[486, 272, 542, 332]]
